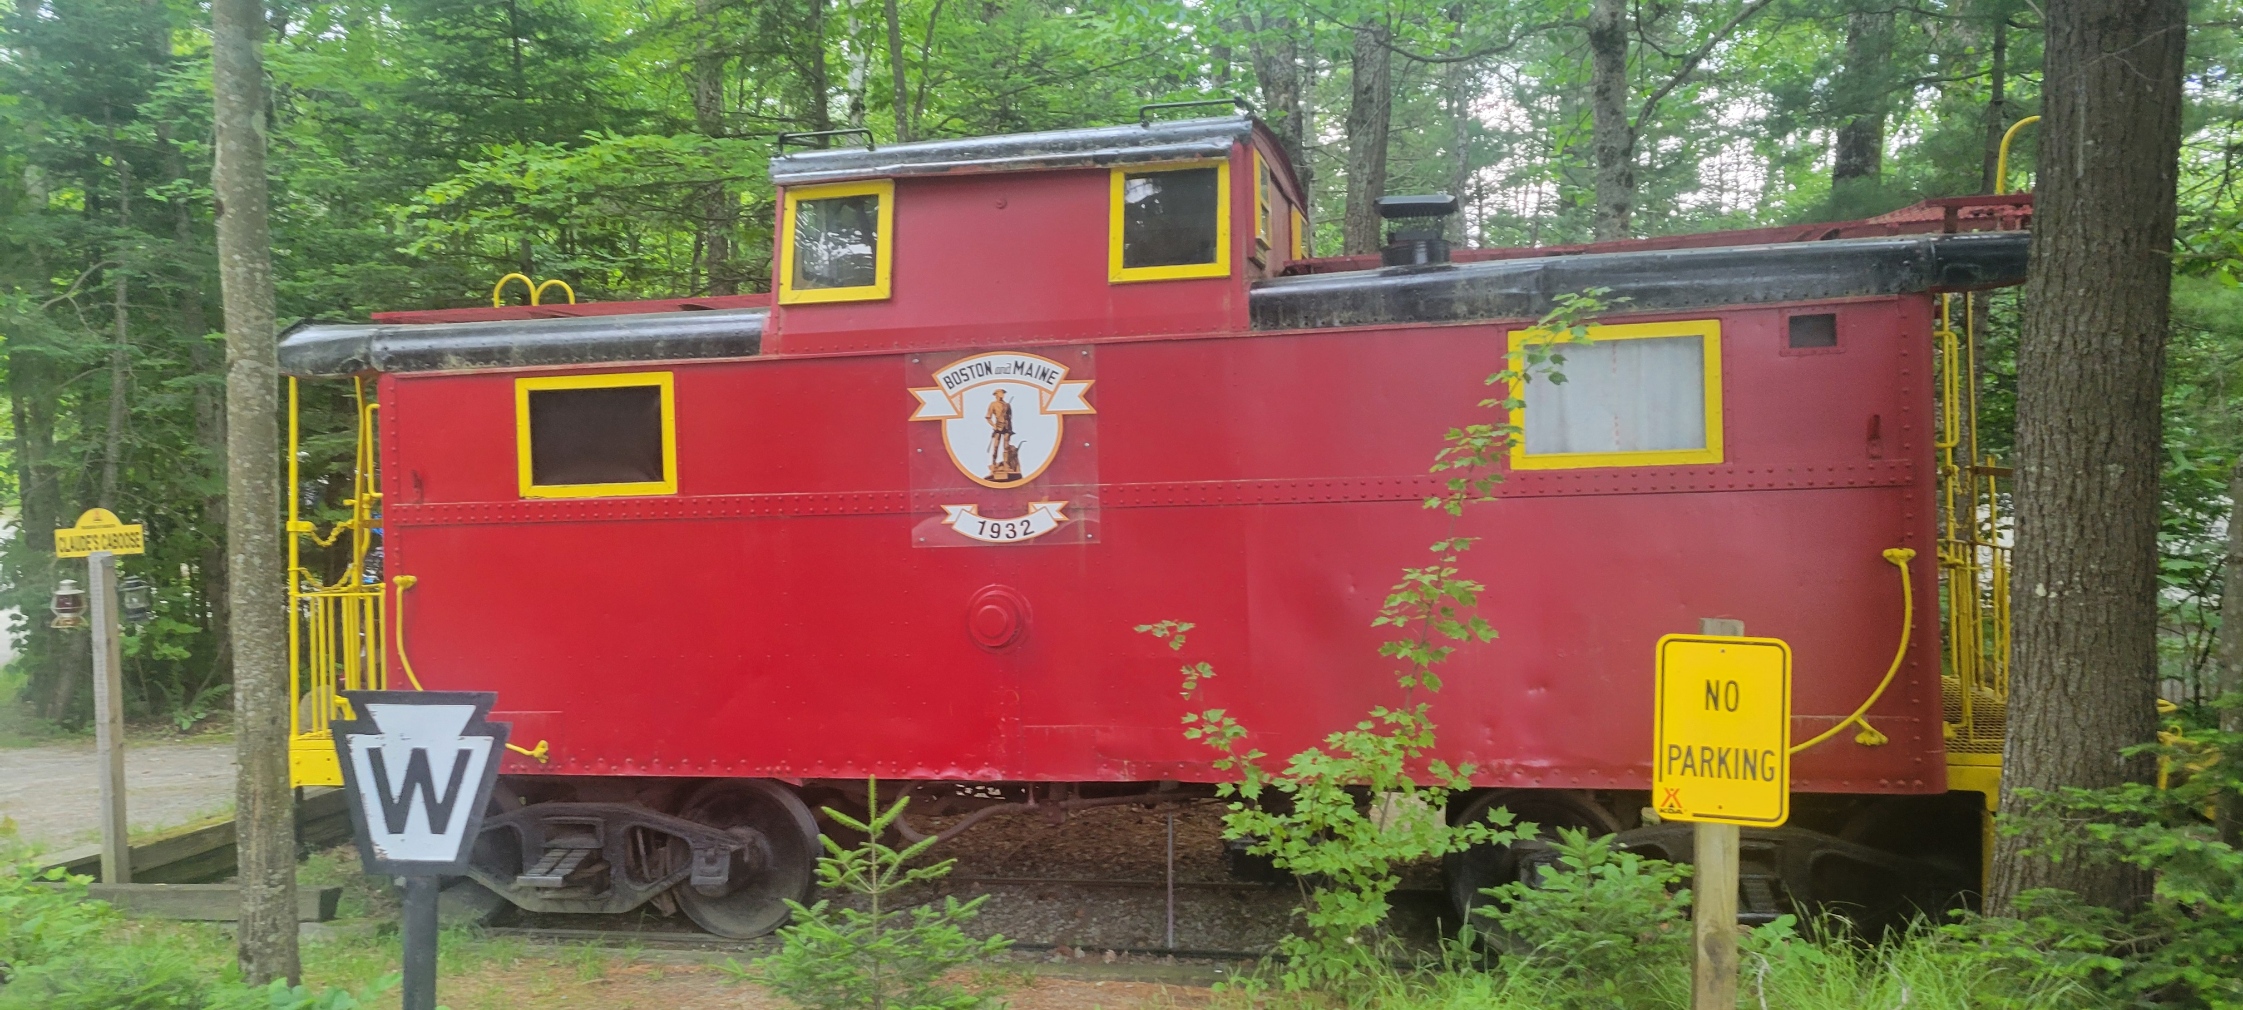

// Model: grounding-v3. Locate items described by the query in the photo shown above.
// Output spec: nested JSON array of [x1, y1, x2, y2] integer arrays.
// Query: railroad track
[[486, 923, 1272, 964]]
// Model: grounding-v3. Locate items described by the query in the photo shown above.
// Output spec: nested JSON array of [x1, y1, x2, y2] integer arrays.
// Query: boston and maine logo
[[909, 351, 1093, 543]]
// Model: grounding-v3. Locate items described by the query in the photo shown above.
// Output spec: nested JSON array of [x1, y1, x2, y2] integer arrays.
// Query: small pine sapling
[[760, 779, 1012, 1010], [1138, 289, 1617, 994]]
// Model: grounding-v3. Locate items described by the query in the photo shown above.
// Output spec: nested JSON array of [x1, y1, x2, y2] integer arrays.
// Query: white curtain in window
[[1522, 335, 1707, 455]]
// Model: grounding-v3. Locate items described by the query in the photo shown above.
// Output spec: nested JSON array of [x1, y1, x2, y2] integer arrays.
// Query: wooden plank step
[[34, 882, 342, 922], [40, 787, 353, 884]]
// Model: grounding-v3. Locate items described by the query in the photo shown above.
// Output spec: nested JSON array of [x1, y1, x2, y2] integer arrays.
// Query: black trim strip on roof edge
[[767, 116, 1255, 186], [277, 308, 766, 378], [1248, 231, 2031, 331]]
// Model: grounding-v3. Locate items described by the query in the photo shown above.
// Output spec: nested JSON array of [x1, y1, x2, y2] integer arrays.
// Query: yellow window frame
[[516, 371, 679, 499], [1290, 207, 1307, 260], [1507, 319, 1724, 470], [1108, 159, 1232, 284], [1253, 150, 1273, 253], [777, 179, 895, 305]]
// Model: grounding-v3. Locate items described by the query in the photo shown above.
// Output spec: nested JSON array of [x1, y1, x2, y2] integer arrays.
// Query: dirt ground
[[0, 738, 237, 850]]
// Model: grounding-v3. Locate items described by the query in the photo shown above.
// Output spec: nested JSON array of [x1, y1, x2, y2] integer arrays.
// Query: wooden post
[[1692, 615, 1740, 1010], [88, 551, 130, 883], [1692, 821, 1739, 1010]]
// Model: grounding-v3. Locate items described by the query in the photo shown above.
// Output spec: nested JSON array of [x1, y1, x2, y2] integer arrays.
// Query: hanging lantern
[[120, 577, 155, 625], [50, 580, 87, 630]]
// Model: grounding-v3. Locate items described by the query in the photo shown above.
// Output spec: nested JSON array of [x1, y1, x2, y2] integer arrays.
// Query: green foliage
[[1963, 706, 2243, 1007], [760, 779, 1011, 1010], [1141, 291, 1618, 994], [0, 858, 113, 982], [1473, 828, 1693, 1000], [0, 942, 213, 1010]]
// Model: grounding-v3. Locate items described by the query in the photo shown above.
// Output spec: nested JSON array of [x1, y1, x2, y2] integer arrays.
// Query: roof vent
[[1375, 194, 1459, 266]]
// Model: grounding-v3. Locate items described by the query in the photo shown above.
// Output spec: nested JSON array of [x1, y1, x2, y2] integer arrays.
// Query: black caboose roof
[[276, 230, 2027, 377]]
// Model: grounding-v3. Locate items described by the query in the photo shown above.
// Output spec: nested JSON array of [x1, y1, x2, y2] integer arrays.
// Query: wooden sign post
[[55, 508, 147, 884], [1654, 631, 1791, 1010]]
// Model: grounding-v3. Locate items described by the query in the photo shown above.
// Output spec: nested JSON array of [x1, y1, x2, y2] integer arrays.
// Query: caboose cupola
[[762, 111, 1308, 354]]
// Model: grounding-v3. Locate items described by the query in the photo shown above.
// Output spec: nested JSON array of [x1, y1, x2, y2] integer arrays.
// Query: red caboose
[[281, 113, 2030, 936]]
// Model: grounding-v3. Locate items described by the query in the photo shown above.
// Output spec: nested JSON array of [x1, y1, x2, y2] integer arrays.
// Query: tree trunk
[[103, 140, 133, 505], [690, 0, 735, 295], [1442, 8, 1472, 243], [802, 0, 833, 134], [883, 0, 909, 142], [2216, 459, 2243, 848], [1831, 7, 1894, 188], [1979, 2, 2010, 194], [212, 0, 299, 984], [1244, 15, 1310, 193], [1340, 21, 1391, 256], [1587, 0, 1632, 241], [1990, 0, 2187, 916], [163, 120, 231, 678], [11, 345, 75, 721]]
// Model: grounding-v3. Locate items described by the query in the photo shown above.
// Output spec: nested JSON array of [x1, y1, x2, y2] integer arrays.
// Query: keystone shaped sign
[[332, 691, 510, 876]]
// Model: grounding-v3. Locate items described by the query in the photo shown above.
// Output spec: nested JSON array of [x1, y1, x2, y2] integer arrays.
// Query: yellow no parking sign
[[1653, 635, 1792, 827]]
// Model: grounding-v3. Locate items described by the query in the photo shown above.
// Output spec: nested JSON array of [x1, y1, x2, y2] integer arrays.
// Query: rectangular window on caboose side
[[516, 373, 677, 499], [1109, 160, 1231, 283], [1508, 320, 1723, 470]]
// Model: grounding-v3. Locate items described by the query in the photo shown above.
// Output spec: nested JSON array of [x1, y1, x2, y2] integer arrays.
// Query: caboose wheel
[[674, 779, 821, 938], [1444, 789, 1621, 934]]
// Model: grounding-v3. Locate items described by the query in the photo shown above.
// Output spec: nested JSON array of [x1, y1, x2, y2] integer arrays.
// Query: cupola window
[[779, 179, 894, 304], [1109, 160, 1231, 282]]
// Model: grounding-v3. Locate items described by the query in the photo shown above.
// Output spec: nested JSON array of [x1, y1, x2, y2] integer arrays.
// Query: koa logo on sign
[[331, 690, 510, 875]]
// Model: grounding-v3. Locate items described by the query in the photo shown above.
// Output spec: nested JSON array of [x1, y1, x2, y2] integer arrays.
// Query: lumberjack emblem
[[909, 351, 1094, 543]]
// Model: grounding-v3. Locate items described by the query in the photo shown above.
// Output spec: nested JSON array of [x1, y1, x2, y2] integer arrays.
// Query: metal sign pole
[[401, 876, 440, 1010], [87, 550, 130, 884], [331, 690, 509, 1010]]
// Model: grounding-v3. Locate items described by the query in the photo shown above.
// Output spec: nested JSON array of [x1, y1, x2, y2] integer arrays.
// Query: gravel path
[[0, 739, 237, 851]]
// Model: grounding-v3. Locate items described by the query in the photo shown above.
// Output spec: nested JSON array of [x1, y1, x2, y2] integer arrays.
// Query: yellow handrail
[[390, 575, 425, 690], [491, 273, 577, 307], [391, 571, 548, 763], [1995, 116, 2040, 196], [1792, 548, 1915, 753]]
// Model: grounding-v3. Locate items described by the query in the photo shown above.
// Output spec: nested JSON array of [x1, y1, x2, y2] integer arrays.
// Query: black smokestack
[[1374, 194, 1459, 266]]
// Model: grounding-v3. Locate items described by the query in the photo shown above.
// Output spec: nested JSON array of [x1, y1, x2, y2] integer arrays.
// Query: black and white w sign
[[332, 691, 510, 876]]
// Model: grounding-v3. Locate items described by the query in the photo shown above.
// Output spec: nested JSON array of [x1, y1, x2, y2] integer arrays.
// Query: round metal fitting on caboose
[[965, 585, 1029, 651]]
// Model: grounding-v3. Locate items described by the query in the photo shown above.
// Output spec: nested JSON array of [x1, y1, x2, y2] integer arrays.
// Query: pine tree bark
[[1244, 14, 1310, 193], [883, 0, 909, 142], [1831, 7, 1894, 189], [2216, 459, 2243, 848], [1990, 0, 2187, 916], [212, 0, 299, 984], [10, 346, 74, 720], [1587, 0, 1632, 241], [1979, 1, 2011, 194], [102, 146, 133, 505], [690, 0, 736, 295], [801, 0, 833, 134], [1340, 21, 1392, 256]]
